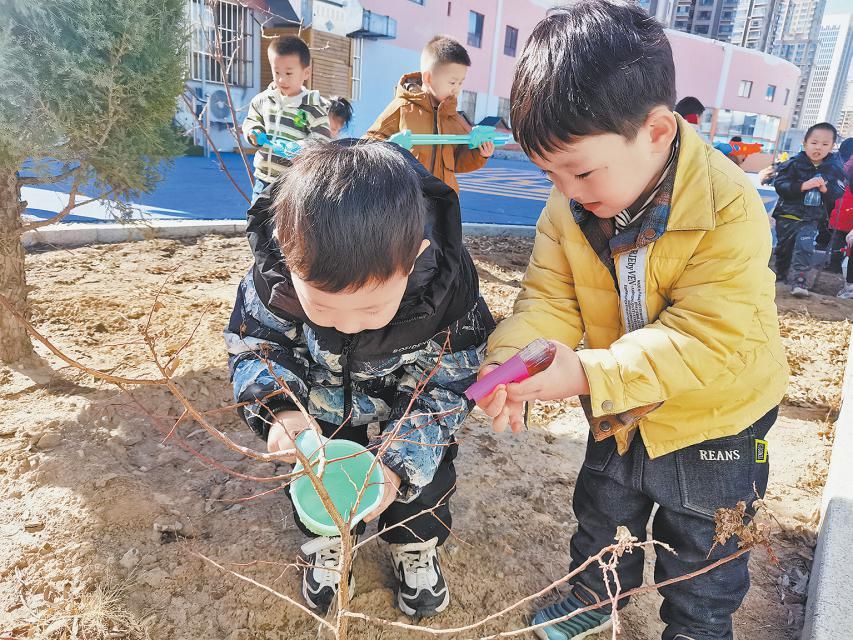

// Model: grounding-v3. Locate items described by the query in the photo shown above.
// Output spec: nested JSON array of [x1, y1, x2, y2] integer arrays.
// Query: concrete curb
[[22, 220, 536, 248], [802, 328, 853, 639], [21, 220, 246, 249]]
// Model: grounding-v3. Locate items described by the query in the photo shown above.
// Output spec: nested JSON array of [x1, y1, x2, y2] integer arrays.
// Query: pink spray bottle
[[465, 339, 557, 402]]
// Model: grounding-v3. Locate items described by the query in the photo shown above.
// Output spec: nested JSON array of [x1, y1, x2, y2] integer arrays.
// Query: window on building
[[350, 36, 363, 101], [504, 25, 518, 56], [698, 10, 712, 19], [190, 0, 254, 87], [695, 25, 709, 34], [765, 84, 776, 101], [784, 88, 790, 105], [459, 90, 477, 120], [738, 80, 753, 97], [713, 109, 781, 151], [467, 11, 484, 48], [409, 0, 424, 4], [498, 97, 511, 124]]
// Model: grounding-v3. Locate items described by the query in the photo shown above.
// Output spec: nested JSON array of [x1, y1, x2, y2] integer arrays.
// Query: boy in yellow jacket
[[478, 2, 789, 639]]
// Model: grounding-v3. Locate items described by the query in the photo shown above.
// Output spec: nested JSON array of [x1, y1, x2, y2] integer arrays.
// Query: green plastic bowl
[[291, 431, 385, 537]]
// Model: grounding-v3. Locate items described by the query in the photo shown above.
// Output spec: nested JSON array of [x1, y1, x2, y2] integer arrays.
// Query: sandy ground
[[0, 235, 850, 640]]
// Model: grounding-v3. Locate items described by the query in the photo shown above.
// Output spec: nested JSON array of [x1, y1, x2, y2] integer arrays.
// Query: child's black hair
[[274, 142, 426, 293], [510, 0, 675, 156], [804, 122, 838, 143], [730, 136, 743, 143], [840, 138, 853, 164], [421, 35, 471, 71], [674, 96, 705, 117], [269, 35, 311, 68], [328, 96, 353, 127]]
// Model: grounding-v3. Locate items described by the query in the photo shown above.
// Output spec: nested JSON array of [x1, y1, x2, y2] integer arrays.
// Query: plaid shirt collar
[[570, 133, 680, 277]]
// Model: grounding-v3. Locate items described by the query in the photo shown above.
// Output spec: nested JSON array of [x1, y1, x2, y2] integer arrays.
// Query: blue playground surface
[[22, 153, 778, 227]]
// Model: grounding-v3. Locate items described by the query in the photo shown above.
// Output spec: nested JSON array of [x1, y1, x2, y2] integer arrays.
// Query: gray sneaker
[[838, 283, 853, 299], [300, 536, 355, 613], [791, 285, 810, 298], [390, 537, 449, 617]]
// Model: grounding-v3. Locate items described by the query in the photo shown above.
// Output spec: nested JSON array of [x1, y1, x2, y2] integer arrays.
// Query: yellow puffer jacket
[[486, 118, 789, 458]]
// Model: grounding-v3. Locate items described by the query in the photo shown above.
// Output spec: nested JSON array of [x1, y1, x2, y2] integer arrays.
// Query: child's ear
[[645, 106, 678, 153], [302, 65, 312, 83], [422, 70, 432, 87]]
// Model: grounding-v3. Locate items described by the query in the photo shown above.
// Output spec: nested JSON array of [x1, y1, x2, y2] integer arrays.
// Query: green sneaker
[[532, 589, 612, 640]]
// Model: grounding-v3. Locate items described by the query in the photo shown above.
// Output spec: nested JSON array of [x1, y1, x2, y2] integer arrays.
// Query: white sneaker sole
[[533, 617, 613, 640], [396, 587, 450, 617]]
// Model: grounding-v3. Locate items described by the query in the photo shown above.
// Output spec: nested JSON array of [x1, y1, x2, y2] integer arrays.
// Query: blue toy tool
[[389, 125, 515, 150], [253, 131, 303, 160]]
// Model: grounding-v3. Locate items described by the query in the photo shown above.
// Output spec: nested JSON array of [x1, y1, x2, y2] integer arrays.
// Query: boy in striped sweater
[[243, 36, 331, 198]]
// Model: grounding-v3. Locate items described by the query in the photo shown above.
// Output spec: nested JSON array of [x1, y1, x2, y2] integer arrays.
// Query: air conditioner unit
[[206, 89, 232, 124]]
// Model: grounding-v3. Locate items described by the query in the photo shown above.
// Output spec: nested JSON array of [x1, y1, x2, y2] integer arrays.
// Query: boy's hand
[[505, 341, 590, 403], [846, 229, 853, 249], [801, 177, 825, 191], [267, 410, 316, 462], [247, 128, 263, 147], [479, 141, 495, 158], [475, 365, 527, 434], [363, 463, 402, 522]]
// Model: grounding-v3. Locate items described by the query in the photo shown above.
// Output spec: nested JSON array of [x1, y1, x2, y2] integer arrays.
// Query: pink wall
[[667, 30, 800, 121], [360, 0, 545, 96], [668, 31, 725, 107], [359, 2, 801, 120], [721, 49, 800, 118]]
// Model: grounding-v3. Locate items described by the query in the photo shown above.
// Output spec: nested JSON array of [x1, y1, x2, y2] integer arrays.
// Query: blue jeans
[[568, 408, 777, 640]]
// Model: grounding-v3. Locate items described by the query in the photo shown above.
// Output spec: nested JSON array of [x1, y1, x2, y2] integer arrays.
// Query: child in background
[[827, 137, 853, 282], [478, 2, 788, 638], [673, 96, 705, 137], [242, 36, 330, 199], [366, 36, 494, 193], [327, 96, 353, 139], [772, 122, 845, 297]]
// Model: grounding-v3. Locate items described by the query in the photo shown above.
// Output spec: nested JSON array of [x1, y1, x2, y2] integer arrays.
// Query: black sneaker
[[390, 537, 450, 617], [300, 536, 355, 613]]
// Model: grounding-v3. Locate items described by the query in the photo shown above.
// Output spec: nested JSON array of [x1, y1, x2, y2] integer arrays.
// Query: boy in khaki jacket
[[366, 36, 493, 193], [477, 2, 789, 639]]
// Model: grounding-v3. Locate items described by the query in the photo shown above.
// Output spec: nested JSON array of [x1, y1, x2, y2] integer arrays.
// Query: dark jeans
[[285, 419, 457, 546], [568, 408, 777, 640], [775, 217, 820, 286], [828, 229, 849, 275]]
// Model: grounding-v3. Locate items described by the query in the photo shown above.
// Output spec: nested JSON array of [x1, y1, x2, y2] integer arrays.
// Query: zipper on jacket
[[431, 107, 439, 174], [339, 335, 358, 427]]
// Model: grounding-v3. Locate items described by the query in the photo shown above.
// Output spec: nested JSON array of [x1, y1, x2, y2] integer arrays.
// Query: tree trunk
[[0, 168, 35, 364]]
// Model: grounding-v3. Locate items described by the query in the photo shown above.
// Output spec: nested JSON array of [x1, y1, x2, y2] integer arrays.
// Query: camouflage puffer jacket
[[224, 143, 495, 501]]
